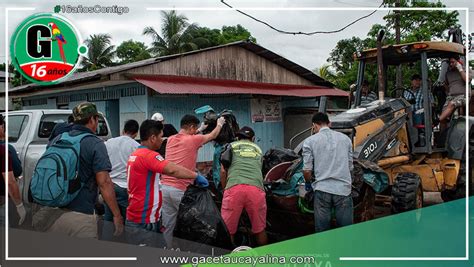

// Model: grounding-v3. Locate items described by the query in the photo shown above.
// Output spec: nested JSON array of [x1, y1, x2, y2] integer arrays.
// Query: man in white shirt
[[103, 120, 140, 221]]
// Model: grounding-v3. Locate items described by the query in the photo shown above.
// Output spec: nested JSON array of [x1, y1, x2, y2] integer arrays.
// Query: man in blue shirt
[[33, 102, 123, 238], [302, 112, 353, 233], [0, 114, 22, 178]]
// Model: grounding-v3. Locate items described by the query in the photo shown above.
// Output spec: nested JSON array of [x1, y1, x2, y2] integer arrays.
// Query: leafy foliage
[[116, 40, 151, 64], [325, 1, 460, 92], [81, 33, 116, 71], [143, 10, 201, 56]]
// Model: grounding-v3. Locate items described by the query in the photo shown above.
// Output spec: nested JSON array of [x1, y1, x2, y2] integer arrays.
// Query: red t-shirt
[[161, 132, 205, 191], [126, 146, 169, 224]]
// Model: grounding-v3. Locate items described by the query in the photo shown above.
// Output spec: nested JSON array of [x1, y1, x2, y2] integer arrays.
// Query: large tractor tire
[[391, 172, 423, 214]]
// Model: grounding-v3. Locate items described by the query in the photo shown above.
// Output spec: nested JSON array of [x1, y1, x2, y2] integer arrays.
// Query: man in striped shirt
[[125, 120, 208, 247]]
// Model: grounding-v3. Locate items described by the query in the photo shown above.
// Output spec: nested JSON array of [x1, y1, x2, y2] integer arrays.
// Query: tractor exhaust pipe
[[376, 29, 385, 102]]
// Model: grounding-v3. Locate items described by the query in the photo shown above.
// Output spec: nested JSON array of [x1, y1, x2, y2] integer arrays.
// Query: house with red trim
[[9, 41, 348, 161]]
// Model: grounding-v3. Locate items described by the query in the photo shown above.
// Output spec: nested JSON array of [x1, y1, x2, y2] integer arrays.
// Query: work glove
[[217, 117, 226, 127], [455, 61, 464, 72], [195, 174, 209, 188], [305, 181, 313, 192], [197, 122, 208, 133], [16, 202, 26, 225]]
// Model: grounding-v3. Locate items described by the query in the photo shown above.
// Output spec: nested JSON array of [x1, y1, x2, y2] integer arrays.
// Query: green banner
[[187, 197, 470, 267]]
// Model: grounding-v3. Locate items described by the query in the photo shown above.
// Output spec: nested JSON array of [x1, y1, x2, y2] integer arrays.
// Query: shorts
[[444, 95, 466, 110], [221, 184, 266, 235]]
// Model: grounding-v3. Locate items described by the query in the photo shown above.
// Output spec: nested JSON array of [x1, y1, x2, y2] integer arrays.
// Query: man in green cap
[[34, 102, 123, 238]]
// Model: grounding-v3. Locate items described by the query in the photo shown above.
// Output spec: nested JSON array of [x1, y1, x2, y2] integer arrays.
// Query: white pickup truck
[[6, 109, 112, 203]]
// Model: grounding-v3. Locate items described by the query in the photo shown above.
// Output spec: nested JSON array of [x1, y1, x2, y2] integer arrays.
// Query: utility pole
[[395, 0, 402, 89]]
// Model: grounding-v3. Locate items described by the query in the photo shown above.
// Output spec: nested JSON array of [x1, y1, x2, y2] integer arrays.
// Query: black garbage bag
[[174, 185, 233, 249], [202, 110, 240, 145], [262, 148, 300, 176]]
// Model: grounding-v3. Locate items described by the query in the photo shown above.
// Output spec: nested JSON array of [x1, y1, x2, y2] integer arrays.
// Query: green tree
[[190, 24, 257, 49], [326, 1, 459, 91], [189, 27, 221, 48], [82, 33, 116, 71], [219, 24, 256, 44], [384, 0, 460, 42], [143, 10, 202, 56], [116, 40, 151, 64]]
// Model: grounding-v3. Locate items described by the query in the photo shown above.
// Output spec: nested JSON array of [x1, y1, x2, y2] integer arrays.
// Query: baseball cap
[[151, 112, 164, 122], [236, 126, 255, 139], [72, 102, 99, 121]]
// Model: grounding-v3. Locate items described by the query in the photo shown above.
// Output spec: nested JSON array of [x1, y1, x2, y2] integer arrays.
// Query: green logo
[[10, 13, 87, 85]]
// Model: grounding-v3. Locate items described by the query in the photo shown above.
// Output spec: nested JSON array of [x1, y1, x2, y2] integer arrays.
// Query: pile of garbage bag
[[174, 185, 233, 249]]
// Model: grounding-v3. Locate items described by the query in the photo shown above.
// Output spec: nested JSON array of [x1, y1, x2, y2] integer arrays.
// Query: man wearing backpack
[[32, 102, 123, 238]]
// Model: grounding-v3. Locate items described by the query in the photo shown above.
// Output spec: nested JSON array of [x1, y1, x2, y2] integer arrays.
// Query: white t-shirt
[[105, 135, 139, 188]]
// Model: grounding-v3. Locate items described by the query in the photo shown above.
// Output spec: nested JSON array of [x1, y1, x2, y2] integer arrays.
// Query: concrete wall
[[23, 98, 56, 110]]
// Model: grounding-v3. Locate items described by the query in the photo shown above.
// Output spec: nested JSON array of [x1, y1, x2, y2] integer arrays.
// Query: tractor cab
[[350, 39, 465, 156]]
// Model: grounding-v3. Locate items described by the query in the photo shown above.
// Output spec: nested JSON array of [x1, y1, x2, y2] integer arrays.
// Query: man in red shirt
[[126, 119, 207, 247], [161, 114, 225, 247]]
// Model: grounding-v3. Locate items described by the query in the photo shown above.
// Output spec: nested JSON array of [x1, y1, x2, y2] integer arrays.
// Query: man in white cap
[[151, 112, 178, 157], [151, 112, 164, 122]]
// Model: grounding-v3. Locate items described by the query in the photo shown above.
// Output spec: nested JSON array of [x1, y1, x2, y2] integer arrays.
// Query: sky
[[0, 0, 472, 72]]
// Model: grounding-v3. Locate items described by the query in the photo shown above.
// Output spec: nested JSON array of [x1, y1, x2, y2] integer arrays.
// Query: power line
[[220, 0, 385, 36]]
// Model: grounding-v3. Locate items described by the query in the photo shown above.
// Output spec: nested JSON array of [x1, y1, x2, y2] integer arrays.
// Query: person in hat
[[220, 126, 267, 246], [36, 102, 124, 238], [150, 112, 178, 158]]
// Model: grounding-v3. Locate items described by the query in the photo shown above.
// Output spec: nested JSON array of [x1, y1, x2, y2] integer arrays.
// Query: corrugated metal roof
[[10, 40, 332, 94], [134, 74, 348, 97]]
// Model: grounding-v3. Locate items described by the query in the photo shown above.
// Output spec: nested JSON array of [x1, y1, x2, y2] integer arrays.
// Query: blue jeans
[[313, 190, 353, 233], [104, 184, 128, 221], [125, 220, 166, 248]]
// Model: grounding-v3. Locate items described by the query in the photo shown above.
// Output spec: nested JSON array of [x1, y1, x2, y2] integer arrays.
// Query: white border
[[3, 5, 470, 262], [4, 7, 136, 261]]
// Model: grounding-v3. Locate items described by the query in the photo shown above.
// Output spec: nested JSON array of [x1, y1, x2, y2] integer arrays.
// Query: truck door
[[8, 114, 31, 161]]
